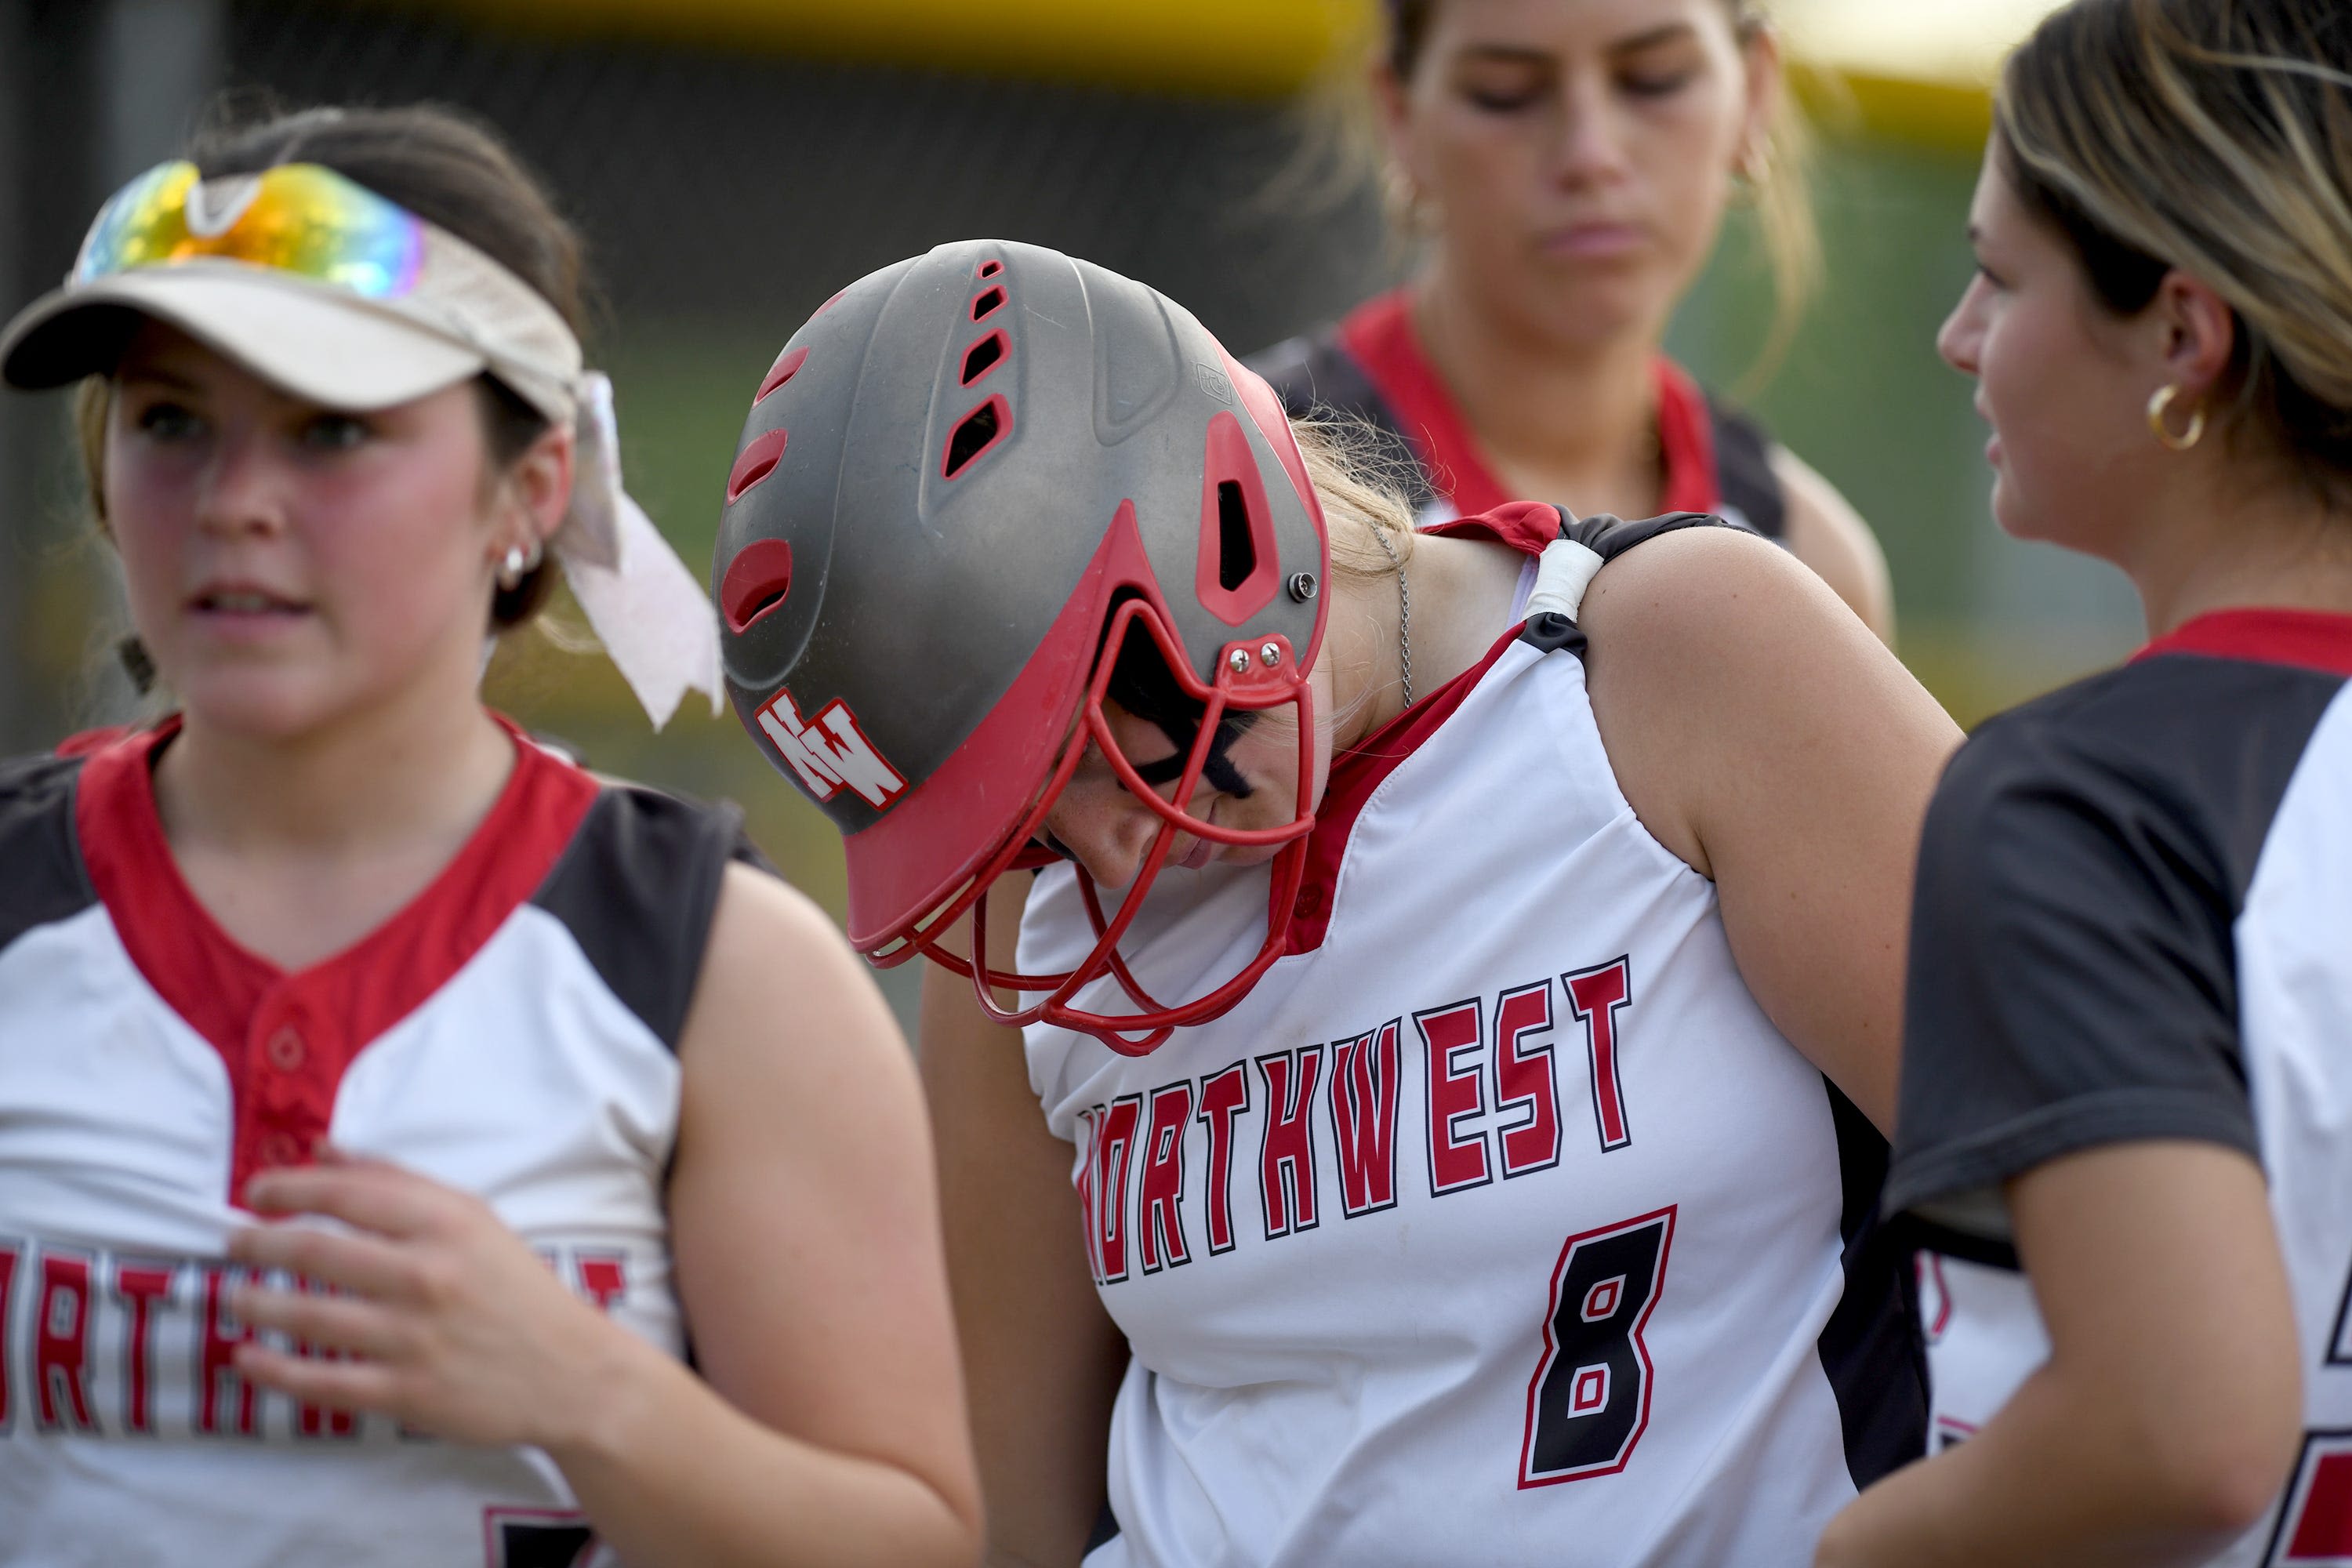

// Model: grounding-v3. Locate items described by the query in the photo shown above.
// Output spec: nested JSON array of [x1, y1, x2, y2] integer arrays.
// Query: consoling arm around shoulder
[[562, 862, 983, 1568], [1579, 528, 1960, 1131], [1817, 1142, 2301, 1567]]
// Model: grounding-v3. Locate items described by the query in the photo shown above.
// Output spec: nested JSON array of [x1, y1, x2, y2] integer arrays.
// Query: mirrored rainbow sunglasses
[[73, 160, 425, 298]]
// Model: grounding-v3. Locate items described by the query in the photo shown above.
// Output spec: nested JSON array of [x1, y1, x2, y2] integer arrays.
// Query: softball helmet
[[713, 240, 1330, 1053]]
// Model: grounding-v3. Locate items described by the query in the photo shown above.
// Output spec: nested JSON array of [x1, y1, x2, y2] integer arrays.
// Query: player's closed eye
[[134, 400, 203, 441], [1621, 67, 1697, 98], [299, 413, 372, 452]]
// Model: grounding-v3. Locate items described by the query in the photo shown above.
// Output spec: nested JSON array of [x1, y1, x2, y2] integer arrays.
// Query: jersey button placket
[[247, 994, 324, 1172], [265, 1025, 306, 1073]]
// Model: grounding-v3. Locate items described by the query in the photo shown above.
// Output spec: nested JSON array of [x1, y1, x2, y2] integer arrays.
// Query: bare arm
[[1773, 446, 1896, 646], [1817, 1142, 2301, 1566], [559, 863, 983, 1565], [1581, 527, 1959, 1130], [924, 876, 1129, 1567]]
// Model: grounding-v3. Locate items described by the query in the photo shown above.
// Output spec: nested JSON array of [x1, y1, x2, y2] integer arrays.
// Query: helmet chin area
[[900, 596, 1316, 1055]]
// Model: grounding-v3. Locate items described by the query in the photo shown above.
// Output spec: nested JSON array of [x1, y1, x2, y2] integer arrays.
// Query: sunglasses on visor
[[74, 160, 425, 299]]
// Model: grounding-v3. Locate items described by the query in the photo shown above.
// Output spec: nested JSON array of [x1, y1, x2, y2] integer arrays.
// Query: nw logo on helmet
[[757, 691, 906, 811]]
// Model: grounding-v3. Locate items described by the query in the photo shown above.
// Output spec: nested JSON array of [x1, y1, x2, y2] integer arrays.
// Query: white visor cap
[[0, 228, 582, 428]]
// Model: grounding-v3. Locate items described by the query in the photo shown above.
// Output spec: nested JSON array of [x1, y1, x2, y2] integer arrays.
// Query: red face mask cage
[[869, 594, 1316, 1055]]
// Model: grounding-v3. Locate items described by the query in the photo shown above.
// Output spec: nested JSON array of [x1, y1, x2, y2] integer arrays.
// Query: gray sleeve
[[1886, 710, 2257, 1240]]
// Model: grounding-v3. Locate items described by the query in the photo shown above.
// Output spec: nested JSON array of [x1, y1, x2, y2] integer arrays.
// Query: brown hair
[[1998, 0, 2352, 504], [77, 101, 595, 630], [1375, 0, 1820, 384]]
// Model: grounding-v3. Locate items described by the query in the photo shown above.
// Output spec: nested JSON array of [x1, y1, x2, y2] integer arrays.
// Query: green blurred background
[[0, 0, 2126, 1022]]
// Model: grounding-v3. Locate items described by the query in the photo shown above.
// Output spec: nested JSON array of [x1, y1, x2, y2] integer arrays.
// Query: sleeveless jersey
[[0, 717, 753, 1568], [1021, 503, 1921, 1567], [1247, 289, 1788, 539], [1889, 608, 2352, 1564]]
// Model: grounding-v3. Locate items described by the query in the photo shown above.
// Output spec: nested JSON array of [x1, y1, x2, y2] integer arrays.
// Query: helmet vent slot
[[960, 331, 1007, 386], [1195, 411, 1281, 625], [756, 345, 808, 403], [1215, 481, 1257, 592], [720, 538, 795, 633], [977, 259, 1004, 278], [727, 426, 789, 503], [971, 285, 1007, 321], [942, 396, 1010, 478]]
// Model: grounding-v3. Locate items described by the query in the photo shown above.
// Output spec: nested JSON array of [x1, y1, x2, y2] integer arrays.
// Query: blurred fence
[[0, 0, 2147, 983]]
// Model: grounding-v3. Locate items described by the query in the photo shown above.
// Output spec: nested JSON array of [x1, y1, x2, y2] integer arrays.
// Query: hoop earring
[[496, 539, 545, 592], [2147, 385, 2208, 452]]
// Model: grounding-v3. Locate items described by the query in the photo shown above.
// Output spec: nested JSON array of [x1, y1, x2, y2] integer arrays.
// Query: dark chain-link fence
[[225, 1, 1386, 364]]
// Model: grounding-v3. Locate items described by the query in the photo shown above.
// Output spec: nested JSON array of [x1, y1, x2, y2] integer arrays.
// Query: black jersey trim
[[1887, 1086, 2263, 1223], [1812, 1078, 1930, 1486], [1558, 506, 1761, 557], [531, 786, 765, 1054], [0, 753, 97, 957], [1248, 331, 1436, 510], [1705, 399, 1788, 541], [1515, 510, 1761, 657], [1897, 1215, 2022, 1273]]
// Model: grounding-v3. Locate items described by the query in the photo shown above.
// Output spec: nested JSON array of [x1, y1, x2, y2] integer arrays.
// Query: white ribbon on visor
[[538, 372, 724, 731]]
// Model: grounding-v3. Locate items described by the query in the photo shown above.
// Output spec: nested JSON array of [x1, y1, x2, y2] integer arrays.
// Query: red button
[[264, 1028, 305, 1072], [1293, 884, 1323, 920], [257, 1131, 303, 1168]]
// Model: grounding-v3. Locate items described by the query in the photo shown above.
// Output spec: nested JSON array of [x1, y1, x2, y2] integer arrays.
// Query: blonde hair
[[1998, 0, 2352, 502], [1289, 412, 1419, 584], [1276, 413, 1420, 734], [1309, 0, 1820, 386]]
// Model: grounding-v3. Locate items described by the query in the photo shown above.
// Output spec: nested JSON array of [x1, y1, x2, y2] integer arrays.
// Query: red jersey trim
[[56, 726, 135, 759], [1333, 289, 1722, 517], [2133, 608, 2352, 678], [73, 715, 601, 1200], [1422, 499, 1566, 555], [1282, 506, 1560, 954]]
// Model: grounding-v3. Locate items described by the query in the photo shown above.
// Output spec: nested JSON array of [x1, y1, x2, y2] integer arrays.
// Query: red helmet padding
[[1194, 410, 1282, 627], [727, 426, 789, 503], [755, 345, 808, 403], [843, 501, 1154, 951], [1219, 340, 1323, 527], [720, 538, 794, 635]]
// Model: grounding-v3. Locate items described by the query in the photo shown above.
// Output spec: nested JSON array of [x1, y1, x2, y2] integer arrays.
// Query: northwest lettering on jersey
[[0, 1239, 630, 1442], [1072, 961, 1635, 1287]]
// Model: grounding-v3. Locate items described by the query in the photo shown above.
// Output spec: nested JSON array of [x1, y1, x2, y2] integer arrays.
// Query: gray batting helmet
[[713, 240, 1330, 1052]]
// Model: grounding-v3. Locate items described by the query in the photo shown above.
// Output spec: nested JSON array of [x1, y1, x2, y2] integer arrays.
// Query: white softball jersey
[[1891, 609, 2352, 1566], [0, 716, 750, 1566], [1021, 503, 1926, 1567]]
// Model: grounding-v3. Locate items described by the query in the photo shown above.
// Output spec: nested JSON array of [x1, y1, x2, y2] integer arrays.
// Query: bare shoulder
[[1578, 521, 1846, 664], [1576, 521, 1950, 874], [1767, 446, 1895, 642], [682, 862, 916, 1097]]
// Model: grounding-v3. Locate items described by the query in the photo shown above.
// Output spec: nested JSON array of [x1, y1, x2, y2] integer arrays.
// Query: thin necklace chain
[[1369, 524, 1412, 709]]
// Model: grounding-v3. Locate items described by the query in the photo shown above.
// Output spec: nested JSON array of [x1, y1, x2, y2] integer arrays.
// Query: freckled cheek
[[305, 476, 494, 635], [103, 482, 200, 630]]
